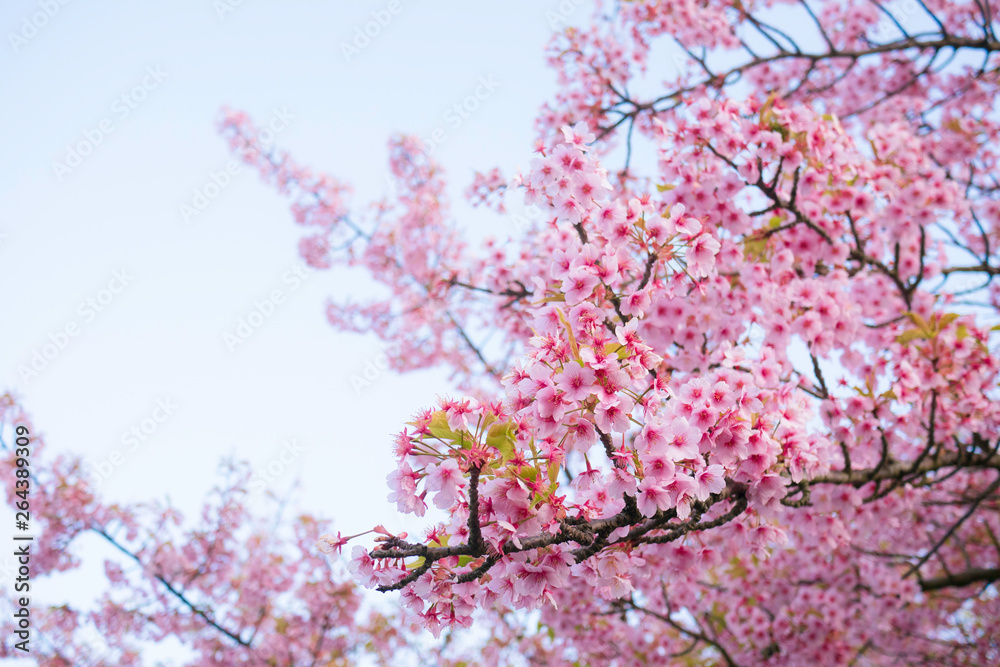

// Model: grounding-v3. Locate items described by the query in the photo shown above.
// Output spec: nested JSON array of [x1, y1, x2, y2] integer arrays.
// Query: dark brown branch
[[903, 474, 1000, 579], [919, 567, 1000, 591], [941, 263, 1000, 276], [814, 450, 1000, 486], [628, 602, 741, 667], [467, 465, 483, 550], [92, 527, 251, 648]]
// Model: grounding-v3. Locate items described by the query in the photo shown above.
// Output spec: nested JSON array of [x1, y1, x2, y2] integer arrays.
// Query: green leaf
[[428, 411, 459, 442], [486, 421, 517, 462], [904, 311, 930, 334], [896, 330, 926, 344], [557, 308, 580, 359], [937, 312, 960, 329], [728, 556, 749, 579], [603, 342, 628, 360], [743, 236, 769, 262]]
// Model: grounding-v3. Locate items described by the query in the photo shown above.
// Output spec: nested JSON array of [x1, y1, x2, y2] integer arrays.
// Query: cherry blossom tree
[[0, 393, 420, 666], [7, 1, 1000, 665], [218, 0, 1000, 664]]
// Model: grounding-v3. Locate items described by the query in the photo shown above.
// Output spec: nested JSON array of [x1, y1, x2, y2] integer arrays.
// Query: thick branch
[[920, 567, 1000, 591]]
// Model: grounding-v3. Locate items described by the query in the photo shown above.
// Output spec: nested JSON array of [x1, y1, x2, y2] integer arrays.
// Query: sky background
[[0, 0, 599, 659]]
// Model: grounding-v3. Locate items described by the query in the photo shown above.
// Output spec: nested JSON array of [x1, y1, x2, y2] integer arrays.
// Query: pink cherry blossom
[[555, 362, 597, 402]]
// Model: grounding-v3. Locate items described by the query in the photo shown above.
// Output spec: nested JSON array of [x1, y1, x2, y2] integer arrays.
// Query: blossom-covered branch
[[223, 1, 1000, 663]]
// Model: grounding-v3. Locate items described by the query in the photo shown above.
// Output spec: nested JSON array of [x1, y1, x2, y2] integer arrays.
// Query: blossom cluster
[[220, 0, 1000, 663]]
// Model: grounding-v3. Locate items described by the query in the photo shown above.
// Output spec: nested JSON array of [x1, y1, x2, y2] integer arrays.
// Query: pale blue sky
[[0, 2, 594, 657], [0, 0, 584, 518]]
